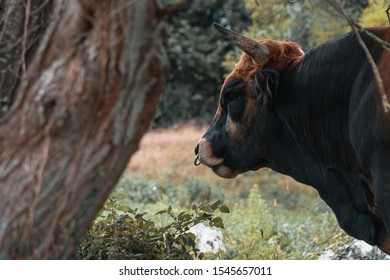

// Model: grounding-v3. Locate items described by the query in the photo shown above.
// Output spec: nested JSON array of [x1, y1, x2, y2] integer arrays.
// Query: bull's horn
[[213, 23, 269, 66]]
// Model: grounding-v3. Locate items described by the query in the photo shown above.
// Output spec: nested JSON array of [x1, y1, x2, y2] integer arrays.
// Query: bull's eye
[[224, 93, 240, 108], [226, 94, 246, 122], [220, 78, 247, 121]]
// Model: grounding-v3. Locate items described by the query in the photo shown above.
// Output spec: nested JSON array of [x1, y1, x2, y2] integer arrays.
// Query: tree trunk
[[0, 0, 169, 259]]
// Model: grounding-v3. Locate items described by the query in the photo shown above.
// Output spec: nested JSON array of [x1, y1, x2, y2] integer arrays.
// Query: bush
[[77, 194, 229, 260], [222, 185, 289, 259], [221, 185, 355, 259], [78, 173, 385, 260]]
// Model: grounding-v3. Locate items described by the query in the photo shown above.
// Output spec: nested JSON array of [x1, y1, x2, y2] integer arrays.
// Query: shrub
[[78, 174, 384, 260], [221, 185, 356, 259], [222, 185, 289, 259], [77, 195, 229, 260]]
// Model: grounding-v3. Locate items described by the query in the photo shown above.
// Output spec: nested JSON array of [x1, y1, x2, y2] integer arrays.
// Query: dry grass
[[128, 123, 206, 178], [127, 123, 258, 198]]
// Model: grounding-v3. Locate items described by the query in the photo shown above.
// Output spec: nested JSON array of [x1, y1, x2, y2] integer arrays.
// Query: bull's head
[[194, 24, 303, 178]]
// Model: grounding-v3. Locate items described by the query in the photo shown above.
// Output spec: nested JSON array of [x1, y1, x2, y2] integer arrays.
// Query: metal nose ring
[[194, 154, 201, 166]]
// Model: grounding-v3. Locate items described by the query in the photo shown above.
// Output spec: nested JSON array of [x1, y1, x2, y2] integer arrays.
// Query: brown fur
[[220, 40, 304, 139], [224, 40, 304, 85]]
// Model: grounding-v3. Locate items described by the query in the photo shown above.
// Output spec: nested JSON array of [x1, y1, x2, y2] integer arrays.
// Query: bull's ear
[[254, 70, 279, 103]]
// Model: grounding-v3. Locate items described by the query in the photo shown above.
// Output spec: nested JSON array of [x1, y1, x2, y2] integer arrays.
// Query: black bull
[[194, 24, 390, 254]]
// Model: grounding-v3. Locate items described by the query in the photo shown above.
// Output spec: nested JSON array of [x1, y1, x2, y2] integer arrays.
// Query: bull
[[194, 23, 390, 254]]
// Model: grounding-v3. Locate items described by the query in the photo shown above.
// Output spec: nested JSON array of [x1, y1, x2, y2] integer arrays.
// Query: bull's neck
[[268, 57, 361, 185]]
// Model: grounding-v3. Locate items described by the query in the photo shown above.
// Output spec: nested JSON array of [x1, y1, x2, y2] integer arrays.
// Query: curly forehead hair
[[225, 40, 304, 83]]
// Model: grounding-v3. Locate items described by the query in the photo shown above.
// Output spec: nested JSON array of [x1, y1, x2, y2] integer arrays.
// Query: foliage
[[360, 0, 389, 26], [77, 194, 229, 260], [222, 185, 289, 259], [220, 185, 348, 259], [244, 0, 368, 50], [153, 0, 252, 127], [223, 183, 390, 260], [78, 168, 389, 260], [224, 0, 370, 79], [220, 183, 390, 260]]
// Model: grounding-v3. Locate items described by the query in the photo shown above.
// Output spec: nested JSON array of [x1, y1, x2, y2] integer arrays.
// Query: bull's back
[[376, 27, 390, 100], [369, 27, 390, 99], [350, 27, 390, 169]]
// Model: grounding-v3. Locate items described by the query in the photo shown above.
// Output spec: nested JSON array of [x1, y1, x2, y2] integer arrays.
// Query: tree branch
[[0, 0, 53, 119], [21, 0, 32, 75], [326, 0, 390, 113], [165, 1, 190, 14]]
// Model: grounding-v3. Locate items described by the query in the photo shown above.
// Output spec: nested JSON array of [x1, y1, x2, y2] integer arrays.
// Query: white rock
[[189, 223, 226, 254]]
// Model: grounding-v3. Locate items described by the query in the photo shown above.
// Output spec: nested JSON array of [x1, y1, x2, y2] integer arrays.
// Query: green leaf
[[135, 213, 146, 220], [177, 233, 196, 249], [178, 211, 186, 219], [178, 212, 192, 222], [155, 210, 167, 215], [219, 205, 230, 213], [199, 205, 212, 213], [117, 205, 131, 212], [199, 213, 213, 220], [184, 232, 196, 245], [211, 200, 223, 210], [210, 217, 224, 229], [105, 202, 114, 209]]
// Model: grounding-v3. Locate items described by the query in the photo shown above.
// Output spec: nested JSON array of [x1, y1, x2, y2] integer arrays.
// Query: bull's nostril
[[193, 138, 223, 167], [194, 143, 199, 156]]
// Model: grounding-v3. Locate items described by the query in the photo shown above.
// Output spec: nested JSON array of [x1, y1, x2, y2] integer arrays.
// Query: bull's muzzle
[[194, 139, 238, 178], [194, 138, 223, 167]]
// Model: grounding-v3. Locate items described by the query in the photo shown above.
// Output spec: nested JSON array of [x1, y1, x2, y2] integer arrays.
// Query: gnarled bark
[[0, 0, 168, 259]]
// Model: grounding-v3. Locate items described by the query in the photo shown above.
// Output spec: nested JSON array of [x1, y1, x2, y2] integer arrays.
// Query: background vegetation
[[152, 0, 389, 127], [78, 1, 390, 259], [152, 0, 251, 127]]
